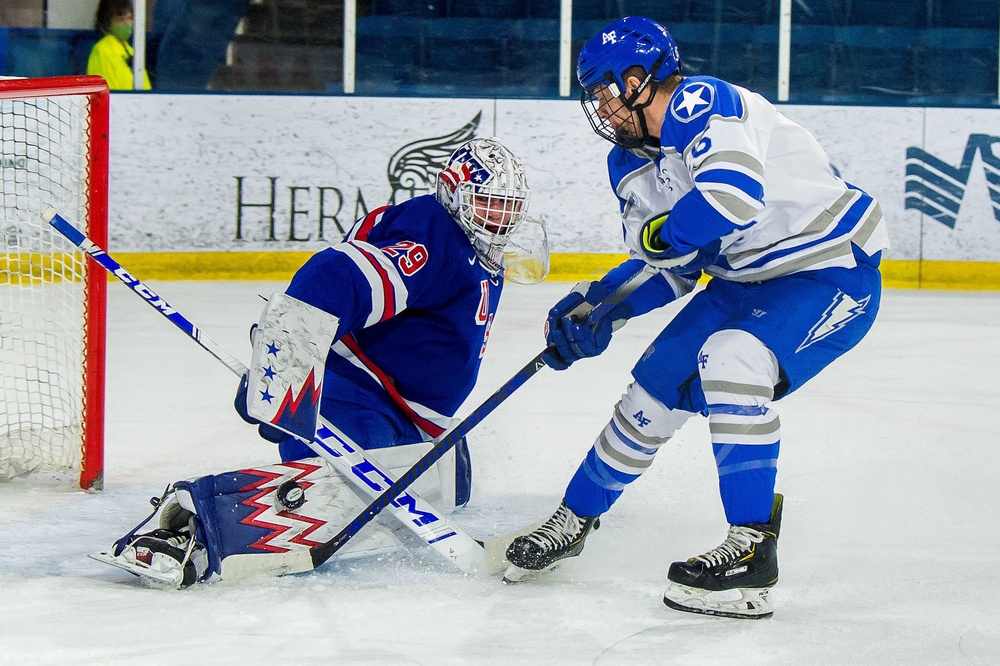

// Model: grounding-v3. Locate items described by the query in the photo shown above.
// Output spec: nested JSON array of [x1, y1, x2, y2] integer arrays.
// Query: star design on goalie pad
[[263, 365, 277, 379], [266, 341, 280, 356], [259, 388, 275, 403]]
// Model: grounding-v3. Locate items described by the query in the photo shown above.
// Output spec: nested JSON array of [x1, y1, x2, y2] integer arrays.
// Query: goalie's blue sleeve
[[285, 195, 502, 440]]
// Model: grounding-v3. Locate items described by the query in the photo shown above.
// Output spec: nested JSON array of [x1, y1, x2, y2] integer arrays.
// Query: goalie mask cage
[[1, 76, 109, 490]]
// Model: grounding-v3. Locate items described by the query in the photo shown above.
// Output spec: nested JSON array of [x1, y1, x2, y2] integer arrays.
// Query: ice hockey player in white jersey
[[96, 137, 534, 587], [505, 17, 889, 619]]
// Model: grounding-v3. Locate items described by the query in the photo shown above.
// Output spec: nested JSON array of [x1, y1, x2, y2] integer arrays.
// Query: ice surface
[[1, 281, 998, 664]]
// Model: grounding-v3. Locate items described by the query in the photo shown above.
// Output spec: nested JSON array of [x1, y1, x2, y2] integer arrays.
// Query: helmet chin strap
[[616, 51, 669, 148], [623, 78, 661, 147]]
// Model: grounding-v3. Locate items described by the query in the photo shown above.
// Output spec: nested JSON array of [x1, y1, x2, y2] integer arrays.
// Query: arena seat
[[850, 0, 929, 28], [918, 28, 998, 96], [368, 0, 445, 18], [934, 0, 1000, 29], [828, 26, 919, 95], [790, 0, 849, 25]]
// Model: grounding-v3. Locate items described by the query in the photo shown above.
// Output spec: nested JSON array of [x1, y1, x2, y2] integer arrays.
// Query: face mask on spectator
[[110, 23, 132, 41]]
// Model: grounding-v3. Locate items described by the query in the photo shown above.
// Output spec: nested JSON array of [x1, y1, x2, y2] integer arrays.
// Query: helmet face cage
[[581, 79, 649, 149], [436, 137, 530, 274]]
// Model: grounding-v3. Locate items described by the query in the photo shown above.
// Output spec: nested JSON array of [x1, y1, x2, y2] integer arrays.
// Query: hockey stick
[[307, 261, 660, 569], [47, 206, 658, 576], [43, 207, 492, 574]]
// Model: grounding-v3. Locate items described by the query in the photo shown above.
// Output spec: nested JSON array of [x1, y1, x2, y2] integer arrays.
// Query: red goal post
[[0, 75, 109, 490]]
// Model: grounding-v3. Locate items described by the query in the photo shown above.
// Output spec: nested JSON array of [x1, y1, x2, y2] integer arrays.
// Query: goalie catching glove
[[639, 211, 721, 274]]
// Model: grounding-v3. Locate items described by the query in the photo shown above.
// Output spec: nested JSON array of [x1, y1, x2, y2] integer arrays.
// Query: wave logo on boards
[[905, 133, 1000, 228]]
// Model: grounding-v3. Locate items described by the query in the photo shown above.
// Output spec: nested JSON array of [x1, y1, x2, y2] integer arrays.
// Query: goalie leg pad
[[364, 437, 471, 510], [94, 458, 402, 586], [176, 457, 403, 580]]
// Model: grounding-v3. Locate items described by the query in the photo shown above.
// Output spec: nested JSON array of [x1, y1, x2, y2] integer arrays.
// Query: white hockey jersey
[[610, 75, 890, 282]]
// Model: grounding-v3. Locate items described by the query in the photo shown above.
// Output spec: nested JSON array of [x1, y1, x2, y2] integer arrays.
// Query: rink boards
[[78, 95, 1000, 287]]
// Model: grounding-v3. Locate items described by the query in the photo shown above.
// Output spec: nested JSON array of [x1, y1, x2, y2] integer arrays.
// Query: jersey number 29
[[382, 241, 428, 276], [477, 279, 493, 358]]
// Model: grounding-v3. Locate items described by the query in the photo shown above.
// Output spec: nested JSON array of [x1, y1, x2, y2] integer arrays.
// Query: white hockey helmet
[[436, 137, 530, 275]]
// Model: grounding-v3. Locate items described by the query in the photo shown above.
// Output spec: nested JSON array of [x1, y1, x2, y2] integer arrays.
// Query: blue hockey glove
[[542, 281, 615, 371], [234, 374, 287, 444], [639, 212, 721, 274]]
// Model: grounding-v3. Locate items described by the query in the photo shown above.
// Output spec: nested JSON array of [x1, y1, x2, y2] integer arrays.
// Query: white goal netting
[[1, 80, 106, 488]]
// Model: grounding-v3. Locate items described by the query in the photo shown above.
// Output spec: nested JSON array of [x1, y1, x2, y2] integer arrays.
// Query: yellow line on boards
[[98, 252, 1000, 291]]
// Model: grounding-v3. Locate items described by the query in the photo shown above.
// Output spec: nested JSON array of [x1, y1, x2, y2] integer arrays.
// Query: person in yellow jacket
[[87, 0, 152, 90]]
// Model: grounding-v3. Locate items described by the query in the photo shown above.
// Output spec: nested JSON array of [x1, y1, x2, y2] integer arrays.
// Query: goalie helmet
[[436, 137, 530, 275], [577, 16, 680, 149]]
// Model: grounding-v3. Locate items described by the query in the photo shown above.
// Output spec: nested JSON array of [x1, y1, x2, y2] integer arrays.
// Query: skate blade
[[501, 557, 566, 584], [662, 581, 774, 619], [501, 564, 535, 584], [88, 551, 183, 588]]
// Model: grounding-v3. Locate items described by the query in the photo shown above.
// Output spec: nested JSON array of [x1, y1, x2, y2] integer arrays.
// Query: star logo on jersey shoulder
[[670, 82, 714, 123]]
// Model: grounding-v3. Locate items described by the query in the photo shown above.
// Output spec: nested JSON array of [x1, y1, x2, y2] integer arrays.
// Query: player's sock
[[503, 501, 600, 582], [662, 493, 782, 619]]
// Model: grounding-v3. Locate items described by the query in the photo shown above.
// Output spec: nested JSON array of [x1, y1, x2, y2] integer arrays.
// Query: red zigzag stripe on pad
[[237, 461, 327, 553]]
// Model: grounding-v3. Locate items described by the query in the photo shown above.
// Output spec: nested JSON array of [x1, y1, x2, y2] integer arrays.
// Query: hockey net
[[0, 76, 109, 490]]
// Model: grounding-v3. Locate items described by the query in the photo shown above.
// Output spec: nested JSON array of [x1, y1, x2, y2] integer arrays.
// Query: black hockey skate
[[663, 493, 783, 619], [503, 501, 600, 582], [90, 527, 210, 589]]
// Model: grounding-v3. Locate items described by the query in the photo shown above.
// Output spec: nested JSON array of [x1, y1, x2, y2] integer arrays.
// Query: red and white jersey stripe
[[331, 240, 410, 327], [333, 336, 453, 439]]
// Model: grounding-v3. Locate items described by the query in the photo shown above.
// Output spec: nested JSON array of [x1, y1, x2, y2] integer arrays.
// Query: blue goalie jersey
[[285, 195, 503, 439]]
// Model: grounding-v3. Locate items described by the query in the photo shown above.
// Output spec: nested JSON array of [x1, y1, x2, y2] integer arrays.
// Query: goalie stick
[[46, 207, 658, 577], [307, 261, 659, 570], [43, 207, 492, 574]]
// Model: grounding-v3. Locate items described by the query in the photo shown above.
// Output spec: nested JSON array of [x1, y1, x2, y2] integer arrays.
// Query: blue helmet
[[576, 16, 680, 94], [577, 17, 680, 149]]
